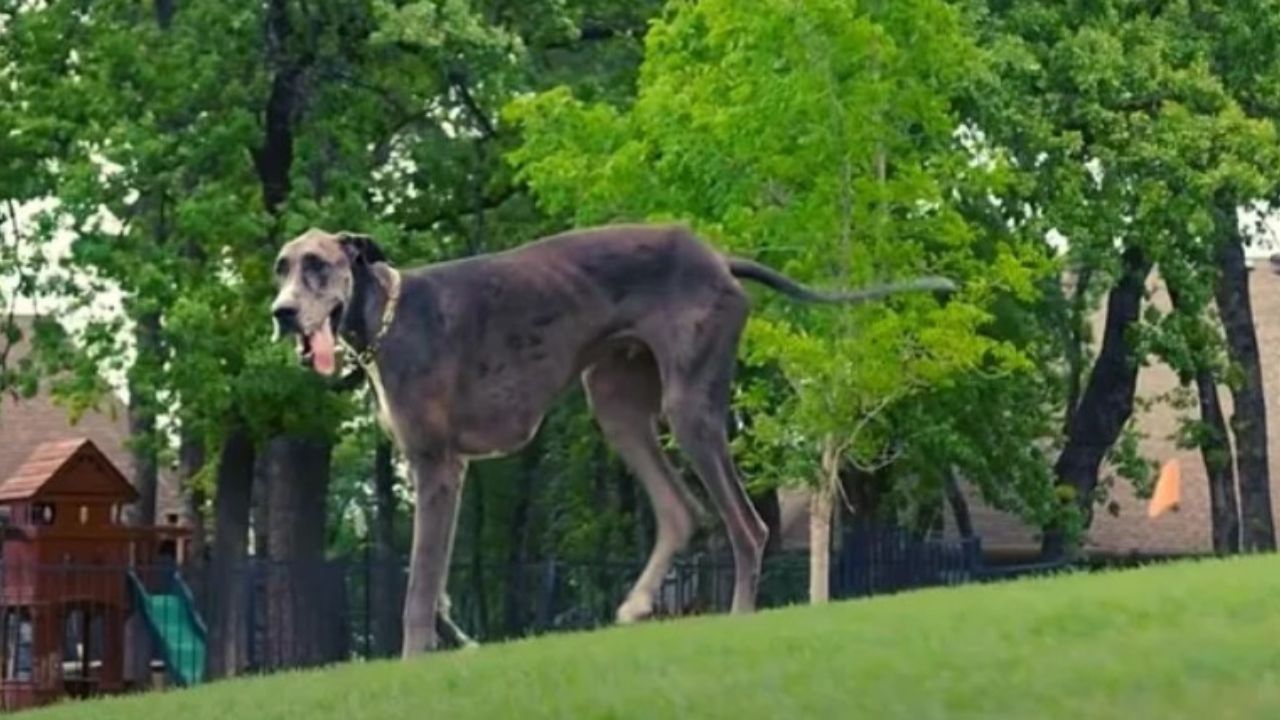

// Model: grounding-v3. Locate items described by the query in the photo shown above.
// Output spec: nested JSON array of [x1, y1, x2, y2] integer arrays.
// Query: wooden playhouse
[[0, 438, 196, 711]]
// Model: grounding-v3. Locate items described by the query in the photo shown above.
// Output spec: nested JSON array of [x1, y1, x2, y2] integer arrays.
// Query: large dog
[[270, 223, 954, 656]]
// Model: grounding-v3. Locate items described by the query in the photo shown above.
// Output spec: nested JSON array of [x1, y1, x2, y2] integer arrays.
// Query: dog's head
[[270, 228, 387, 376]]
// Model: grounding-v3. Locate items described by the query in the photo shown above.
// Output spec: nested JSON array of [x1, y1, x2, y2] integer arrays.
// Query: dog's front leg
[[401, 449, 466, 658]]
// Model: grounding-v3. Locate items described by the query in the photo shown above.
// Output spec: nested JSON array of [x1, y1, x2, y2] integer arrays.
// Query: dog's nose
[[272, 305, 299, 332]]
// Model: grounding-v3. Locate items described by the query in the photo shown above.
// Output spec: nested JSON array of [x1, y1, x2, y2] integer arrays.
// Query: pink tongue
[[312, 325, 337, 376]]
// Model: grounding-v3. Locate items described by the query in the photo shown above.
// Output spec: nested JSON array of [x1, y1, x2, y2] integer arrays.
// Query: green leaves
[[510, 0, 1053, 528]]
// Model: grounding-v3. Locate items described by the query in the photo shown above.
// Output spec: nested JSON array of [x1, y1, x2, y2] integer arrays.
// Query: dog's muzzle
[[272, 305, 300, 340]]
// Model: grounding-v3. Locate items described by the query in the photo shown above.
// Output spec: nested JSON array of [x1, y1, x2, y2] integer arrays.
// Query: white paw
[[615, 595, 654, 624]]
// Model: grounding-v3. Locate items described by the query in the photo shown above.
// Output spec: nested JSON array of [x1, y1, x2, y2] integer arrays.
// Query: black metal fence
[[836, 526, 985, 596], [0, 525, 1069, 707]]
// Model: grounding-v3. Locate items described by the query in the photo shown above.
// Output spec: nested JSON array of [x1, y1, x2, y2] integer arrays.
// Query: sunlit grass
[[29, 554, 1280, 719]]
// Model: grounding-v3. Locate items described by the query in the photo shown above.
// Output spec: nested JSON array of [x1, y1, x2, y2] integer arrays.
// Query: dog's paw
[[615, 595, 655, 624]]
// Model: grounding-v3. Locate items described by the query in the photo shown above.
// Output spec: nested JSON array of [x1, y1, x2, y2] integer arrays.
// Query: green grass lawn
[[30, 554, 1280, 719]]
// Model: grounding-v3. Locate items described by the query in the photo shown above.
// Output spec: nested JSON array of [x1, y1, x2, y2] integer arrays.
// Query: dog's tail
[[726, 257, 957, 305]]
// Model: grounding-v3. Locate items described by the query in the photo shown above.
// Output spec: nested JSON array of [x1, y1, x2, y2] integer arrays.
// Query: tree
[[508, 0, 1054, 602], [1187, 0, 1280, 552], [3, 0, 682, 655], [966, 0, 1280, 556]]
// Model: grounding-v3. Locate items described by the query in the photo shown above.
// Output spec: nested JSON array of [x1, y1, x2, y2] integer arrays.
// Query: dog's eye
[[302, 253, 328, 286], [274, 258, 290, 278]]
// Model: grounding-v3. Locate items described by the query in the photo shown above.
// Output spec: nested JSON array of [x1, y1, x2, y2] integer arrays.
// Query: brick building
[[775, 260, 1280, 559]]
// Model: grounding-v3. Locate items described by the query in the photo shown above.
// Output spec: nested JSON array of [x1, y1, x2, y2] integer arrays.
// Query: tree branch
[[0, 199, 40, 400], [538, 22, 648, 52], [446, 68, 497, 140], [315, 64, 415, 120]]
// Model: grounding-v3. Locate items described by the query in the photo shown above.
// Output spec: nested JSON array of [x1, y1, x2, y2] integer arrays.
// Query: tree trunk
[[127, 312, 162, 526], [1195, 366, 1242, 553], [1043, 246, 1151, 559], [468, 474, 488, 639], [1213, 216, 1276, 552], [371, 438, 401, 656], [180, 432, 209, 567], [503, 446, 538, 636], [754, 488, 783, 555], [943, 468, 973, 539], [1060, 267, 1094, 432], [808, 488, 834, 604], [254, 0, 306, 216], [207, 424, 254, 679], [263, 436, 335, 670], [1167, 284, 1242, 554], [251, 451, 270, 558], [122, 316, 162, 687], [809, 438, 839, 604]]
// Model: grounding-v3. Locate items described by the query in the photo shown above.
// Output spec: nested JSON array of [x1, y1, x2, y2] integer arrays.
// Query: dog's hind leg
[[660, 301, 768, 615], [584, 348, 703, 624], [665, 402, 767, 614]]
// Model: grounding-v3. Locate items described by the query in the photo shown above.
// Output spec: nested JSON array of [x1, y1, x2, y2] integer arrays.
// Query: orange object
[[1148, 458, 1181, 518]]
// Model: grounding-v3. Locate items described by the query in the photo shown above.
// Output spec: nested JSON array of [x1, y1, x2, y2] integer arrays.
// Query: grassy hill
[[30, 554, 1280, 719]]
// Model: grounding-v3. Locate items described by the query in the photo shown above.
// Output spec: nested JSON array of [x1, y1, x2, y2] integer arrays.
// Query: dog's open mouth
[[298, 306, 343, 377]]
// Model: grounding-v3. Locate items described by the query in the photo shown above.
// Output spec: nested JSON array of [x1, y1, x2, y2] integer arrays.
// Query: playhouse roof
[[0, 438, 139, 503]]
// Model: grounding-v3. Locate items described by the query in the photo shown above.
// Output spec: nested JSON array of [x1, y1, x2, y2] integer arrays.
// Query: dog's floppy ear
[[338, 232, 388, 265]]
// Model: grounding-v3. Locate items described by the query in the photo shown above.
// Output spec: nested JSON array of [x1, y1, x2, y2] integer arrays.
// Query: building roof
[[0, 437, 138, 503], [0, 316, 188, 522]]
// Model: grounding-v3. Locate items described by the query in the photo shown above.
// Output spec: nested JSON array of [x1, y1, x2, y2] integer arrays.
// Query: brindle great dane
[[270, 223, 954, 656]]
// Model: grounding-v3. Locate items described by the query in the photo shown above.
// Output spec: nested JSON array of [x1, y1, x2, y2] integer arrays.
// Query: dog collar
[[342, 266, 401, 370]]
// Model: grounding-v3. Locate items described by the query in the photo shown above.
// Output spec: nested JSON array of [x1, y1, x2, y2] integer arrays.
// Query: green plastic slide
[[129, 572, 207, 686]]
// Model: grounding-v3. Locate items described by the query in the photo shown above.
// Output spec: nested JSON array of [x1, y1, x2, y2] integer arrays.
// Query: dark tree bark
[[943, 469, 973, 539], [1166, 284, 1241, 554], [207, 425, 254, 679], [1194, 366, 1242, 553], [124, 316, 160, 688], [263, 436, 336, 669], [753, 488, 783, 554], [839, 463, 891, 528], [468, 474, 489, 639], [180, 431, 209, 566], [371, 438, 402, 656], [247, 0, 345, 665], [253, 0, 308, 215], [504, 442, 540, 636], [127, 312, 161, 527], [154, 0, 175, 29], [1213, 214, 1276, 551], [1062, 267, 1094, 432], [251, 451, 270, 557], [1043, 246, 1151, 559]]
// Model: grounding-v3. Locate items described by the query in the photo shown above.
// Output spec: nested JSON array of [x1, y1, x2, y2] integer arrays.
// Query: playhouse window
[[3, 608, 33, 682], [32, 503, 55, 526]]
